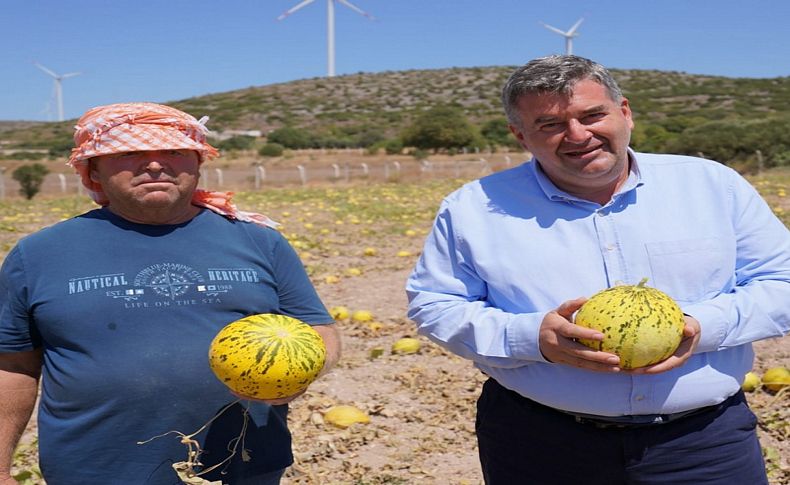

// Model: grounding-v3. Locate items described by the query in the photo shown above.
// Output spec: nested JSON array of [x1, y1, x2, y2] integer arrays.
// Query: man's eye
[[540, 123, 561, 132]]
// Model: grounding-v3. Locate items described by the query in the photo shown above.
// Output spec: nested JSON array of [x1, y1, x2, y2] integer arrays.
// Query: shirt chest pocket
[[645, 237, 734, 303]]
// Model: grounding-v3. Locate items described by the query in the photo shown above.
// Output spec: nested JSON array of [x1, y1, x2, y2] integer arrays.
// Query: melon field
[[4, 164, 789, 484]]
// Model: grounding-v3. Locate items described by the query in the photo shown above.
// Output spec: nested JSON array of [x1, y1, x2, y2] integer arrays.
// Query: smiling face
[[89, 149, 201, 224], [509, 79, 634, 204]]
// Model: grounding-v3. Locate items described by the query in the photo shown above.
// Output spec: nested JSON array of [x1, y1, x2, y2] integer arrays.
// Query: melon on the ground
[[323, 405, 370, 428], [574, 278, 685, 369], [392, 337, 421, 354], [742, 371, 762, 392], [762, 367, 790, 392], [208, 314, 326, 399]]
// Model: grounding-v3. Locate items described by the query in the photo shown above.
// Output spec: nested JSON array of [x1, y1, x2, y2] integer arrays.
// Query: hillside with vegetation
[[2, 66, 789, 170]]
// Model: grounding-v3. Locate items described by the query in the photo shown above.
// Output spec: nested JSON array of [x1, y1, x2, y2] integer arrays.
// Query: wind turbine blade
[[277, 0, 316, 20], [61, 72, 82, 79], [33, 61, 58, 78], [335, 0, 375, 19], [539, 22, 568, 36], [567, 18, 584, 36]]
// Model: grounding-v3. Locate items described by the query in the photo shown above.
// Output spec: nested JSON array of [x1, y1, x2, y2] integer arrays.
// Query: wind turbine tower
[[34, 62, 81, 122], [539, 18, 584, 55], [277, 0, 374, 77]]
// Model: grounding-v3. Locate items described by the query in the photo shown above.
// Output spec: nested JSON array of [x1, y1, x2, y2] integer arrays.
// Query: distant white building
[[212, 129, 262, 140]]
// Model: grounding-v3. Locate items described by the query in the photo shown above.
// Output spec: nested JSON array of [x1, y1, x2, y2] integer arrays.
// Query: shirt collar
[[529, 148, 644, 206]]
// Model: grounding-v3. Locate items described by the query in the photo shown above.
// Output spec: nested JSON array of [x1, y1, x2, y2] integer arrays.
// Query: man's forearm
[[0, 351, 42, 476], [314, 323, 341, 376]]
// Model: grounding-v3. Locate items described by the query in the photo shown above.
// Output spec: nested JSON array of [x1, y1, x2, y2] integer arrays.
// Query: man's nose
[[141, 152, 166, 172], [564, 119, 591, 143], [146, 161, 164, 172]]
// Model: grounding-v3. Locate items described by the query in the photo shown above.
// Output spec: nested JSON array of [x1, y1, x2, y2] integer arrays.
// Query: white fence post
[[199, 169, 208, 189], [331, 163, 340, 180], [297, 165, 307, 186], [756, 149, 764, 174], [505, 155, 512, 167], [57, 174, 67, 193], [254, 166, 266, 189], [360, 163, 369, 177], [480, 158, 491, 174], [76, 175, 84, 196], [214, 168, 224, 187]]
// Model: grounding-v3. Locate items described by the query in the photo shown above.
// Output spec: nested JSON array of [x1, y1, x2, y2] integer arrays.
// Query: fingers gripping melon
[[574, 278, 685, 369], [209, 314, 327, 399]]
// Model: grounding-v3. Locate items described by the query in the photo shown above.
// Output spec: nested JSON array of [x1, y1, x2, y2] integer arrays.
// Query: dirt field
[[4, 153, 789, 484]]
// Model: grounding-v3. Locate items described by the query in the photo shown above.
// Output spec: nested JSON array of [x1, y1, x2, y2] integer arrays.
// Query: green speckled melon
[[575, 278, 685, 369], [209, 314, 326, 399]]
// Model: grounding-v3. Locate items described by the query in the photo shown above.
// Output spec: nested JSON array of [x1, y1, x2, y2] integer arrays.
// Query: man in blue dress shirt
[[406, 55, 790, 484]]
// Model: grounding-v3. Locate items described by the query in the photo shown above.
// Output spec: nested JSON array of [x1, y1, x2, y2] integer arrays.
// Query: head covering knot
[[67, 102, 277, 228]]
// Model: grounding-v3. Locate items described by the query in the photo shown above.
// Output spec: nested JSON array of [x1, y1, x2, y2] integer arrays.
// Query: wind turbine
[[33, 62, 81, 122], [539, 18, 584, 55], [277, 0, 374, 77]]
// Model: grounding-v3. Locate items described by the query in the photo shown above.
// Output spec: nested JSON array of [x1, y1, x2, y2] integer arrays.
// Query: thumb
[[556, 297, 587, 319]]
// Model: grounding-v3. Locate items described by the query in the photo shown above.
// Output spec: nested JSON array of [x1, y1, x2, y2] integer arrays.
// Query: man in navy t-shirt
[[0, 103, 340, 485]]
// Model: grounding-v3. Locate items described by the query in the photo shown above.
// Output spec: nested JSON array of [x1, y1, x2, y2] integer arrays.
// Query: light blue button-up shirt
[[406, 151, 790, 416]]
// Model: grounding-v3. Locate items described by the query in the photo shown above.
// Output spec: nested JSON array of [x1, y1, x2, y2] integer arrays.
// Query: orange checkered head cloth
[[67, 102, 277, 228]]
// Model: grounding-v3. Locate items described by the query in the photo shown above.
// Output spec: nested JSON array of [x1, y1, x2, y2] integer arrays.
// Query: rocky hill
[[2, 65, 789, 154]]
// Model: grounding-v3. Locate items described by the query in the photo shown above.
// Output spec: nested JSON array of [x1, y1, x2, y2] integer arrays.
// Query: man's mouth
[[563, 146, 601, 158], [137, 178, 174, 185]]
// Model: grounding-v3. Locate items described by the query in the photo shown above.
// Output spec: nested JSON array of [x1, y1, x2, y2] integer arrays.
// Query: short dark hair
[[502, 55, 623, 126]]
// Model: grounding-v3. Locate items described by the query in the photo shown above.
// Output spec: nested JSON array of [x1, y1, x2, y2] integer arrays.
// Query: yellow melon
[[208, 314, 326, 399]]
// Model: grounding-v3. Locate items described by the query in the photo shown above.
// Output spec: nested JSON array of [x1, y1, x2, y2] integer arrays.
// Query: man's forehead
[[517, 83, 615, 117], [91, 149, 199, 161]]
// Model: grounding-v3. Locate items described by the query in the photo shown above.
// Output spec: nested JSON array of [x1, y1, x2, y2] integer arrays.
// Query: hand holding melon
[[574, 278, 687, 370]]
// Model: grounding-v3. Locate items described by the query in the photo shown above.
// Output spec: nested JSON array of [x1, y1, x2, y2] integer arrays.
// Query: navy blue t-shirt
[[0, 208, 333, 484]]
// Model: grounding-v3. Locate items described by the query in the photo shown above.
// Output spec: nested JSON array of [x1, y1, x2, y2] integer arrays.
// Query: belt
[[487, 378, 739, 430], [557, 396, 733, 429]]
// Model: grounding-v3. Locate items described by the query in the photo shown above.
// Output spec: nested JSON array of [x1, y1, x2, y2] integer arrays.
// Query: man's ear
[[88, 160, 100, 183], [508, 124, 529, 150]]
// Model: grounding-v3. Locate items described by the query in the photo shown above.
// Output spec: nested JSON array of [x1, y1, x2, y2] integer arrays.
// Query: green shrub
[[665, 115, 790, 168], [12, 163, 50, 199], [215, 135, 257, 152], [267, 126, 314, 149], [480, 117, 520, 149], [384, 138, 404, 155], [258, 143, 284, 157], [401, 105, 481, 151]]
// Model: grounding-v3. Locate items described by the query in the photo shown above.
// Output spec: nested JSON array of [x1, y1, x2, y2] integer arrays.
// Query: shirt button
[[635, 395, 645, 401], [605, 244, 616, 251]]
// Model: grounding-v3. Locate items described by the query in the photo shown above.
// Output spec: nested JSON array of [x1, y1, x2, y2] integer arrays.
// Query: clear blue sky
[[2, 0, 788, 121]]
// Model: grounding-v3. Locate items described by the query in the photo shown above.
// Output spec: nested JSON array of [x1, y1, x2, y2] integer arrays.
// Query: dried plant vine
[[137, 399, 252, 485]]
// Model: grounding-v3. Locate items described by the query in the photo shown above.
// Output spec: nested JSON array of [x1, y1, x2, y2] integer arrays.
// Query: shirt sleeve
[[0, 245, 39, 352], [406, 200, 549, 368], [269, 230, 333, 325], [683, 171, 790, 351]]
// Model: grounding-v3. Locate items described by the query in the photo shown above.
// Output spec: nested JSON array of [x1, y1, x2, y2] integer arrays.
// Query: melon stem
[[637, 277, 649, 287]]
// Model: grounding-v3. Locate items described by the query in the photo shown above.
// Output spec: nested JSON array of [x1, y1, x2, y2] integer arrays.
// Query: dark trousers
[[476, 378, 768, 485]]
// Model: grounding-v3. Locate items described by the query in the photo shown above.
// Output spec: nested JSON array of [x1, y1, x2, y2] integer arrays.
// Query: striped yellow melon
[[209, 314, 326, 399], [575, 278, 685, 369]]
